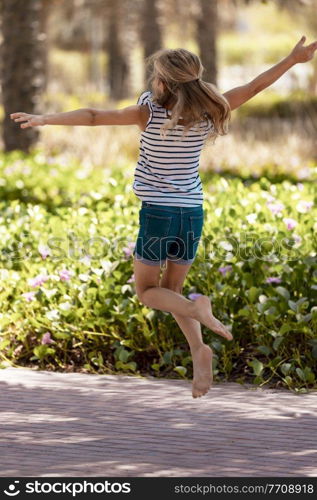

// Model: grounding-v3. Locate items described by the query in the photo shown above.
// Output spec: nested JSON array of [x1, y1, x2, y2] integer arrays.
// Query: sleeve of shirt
[[136, 90, 153, 129], [137, 90, 150, 105]]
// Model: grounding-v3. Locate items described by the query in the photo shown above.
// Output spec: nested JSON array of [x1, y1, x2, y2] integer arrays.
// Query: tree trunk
[[39, 0, 51, 93], [196, 0, 218, 85], [1, 0, 47, 153], [90, 10, 104, 92], [106, 0, 130, 100], [141, 0, 162, 86]]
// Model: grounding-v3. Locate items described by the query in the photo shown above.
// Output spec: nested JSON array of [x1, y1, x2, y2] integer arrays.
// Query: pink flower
[[266, 277, 282, 284], [283, 218, 298, 230], [123, 241, 136, 258], [22, 291, 36, 302], [38, 244, 51, 259], [59, 269, 71, 281], [188, 293, 202, 301], [127, 273, 135, 283], [219, 265, 232, 276], [41, 332, 55, 345], [267, 201, 285, 215], [293, 234, 302, 244], [28, 274, 49, 288]]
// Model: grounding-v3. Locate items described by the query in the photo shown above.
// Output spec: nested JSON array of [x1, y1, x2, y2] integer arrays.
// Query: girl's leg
[[159, 261, 204, 353], [133, 258, 232, 341], [159, 259, 213, 398]]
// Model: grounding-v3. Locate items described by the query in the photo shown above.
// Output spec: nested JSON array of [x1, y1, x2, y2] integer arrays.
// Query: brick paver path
[[0, 367, 316, 477]]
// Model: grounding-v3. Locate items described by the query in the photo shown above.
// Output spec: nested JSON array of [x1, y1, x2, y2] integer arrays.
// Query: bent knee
[[162, 282, 183, 294], [135, 285, 155, 305]]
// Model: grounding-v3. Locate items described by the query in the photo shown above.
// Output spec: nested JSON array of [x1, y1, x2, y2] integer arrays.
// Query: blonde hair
[[145, 48, 231, 144]]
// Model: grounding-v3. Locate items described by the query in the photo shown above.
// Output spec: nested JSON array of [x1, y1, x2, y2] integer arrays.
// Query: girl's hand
[[10, 112, 45, 128], [290, 35, 317, 64]]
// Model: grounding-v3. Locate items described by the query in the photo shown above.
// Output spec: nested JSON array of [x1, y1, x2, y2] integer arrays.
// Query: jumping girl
[[10, 36, 317, 398]]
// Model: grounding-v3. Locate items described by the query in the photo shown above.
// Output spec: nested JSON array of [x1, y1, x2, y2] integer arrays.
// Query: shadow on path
[[0, 368, 316, 477]]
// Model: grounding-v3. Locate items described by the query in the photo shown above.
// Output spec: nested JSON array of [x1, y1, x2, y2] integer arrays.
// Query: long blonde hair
[[145, 48, 231, 144]]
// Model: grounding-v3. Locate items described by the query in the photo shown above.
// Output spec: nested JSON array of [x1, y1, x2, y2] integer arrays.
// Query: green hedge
[[0, 150, 316, 392]]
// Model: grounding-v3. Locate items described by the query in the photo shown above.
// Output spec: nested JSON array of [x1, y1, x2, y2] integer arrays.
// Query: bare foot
[[192, 344, 213, 398], [192, 295, 233, 341]]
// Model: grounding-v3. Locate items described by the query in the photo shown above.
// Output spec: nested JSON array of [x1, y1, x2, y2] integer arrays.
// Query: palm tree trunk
[[106, 0, 130, 100], [141, 0, 162, 86], [196, 0, 218, 85], [1, 0, 47, 153]]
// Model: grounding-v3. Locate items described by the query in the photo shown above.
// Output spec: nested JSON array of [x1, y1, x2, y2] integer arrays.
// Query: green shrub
[[0, 149, 316, 393]]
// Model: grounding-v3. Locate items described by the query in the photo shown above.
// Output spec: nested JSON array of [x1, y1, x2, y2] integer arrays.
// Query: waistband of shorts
[[141, 201, 203, 214]]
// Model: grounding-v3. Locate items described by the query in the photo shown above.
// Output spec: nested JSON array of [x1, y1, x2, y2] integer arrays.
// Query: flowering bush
[[0, 150, 316, 392]]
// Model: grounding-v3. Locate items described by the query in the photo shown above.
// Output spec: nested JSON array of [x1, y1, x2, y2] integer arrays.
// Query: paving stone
[[0, 367, 316, 477]]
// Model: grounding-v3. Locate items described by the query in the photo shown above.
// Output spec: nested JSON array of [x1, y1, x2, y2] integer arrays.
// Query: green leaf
[[248, 359, 264, 376], [0, 339, 11, 349], [254, 375, 262, 385], [280, 363, 292, 376], [181, 356, 192, 367], [257, 345, 271, 356], [115, 360, 137, 372], [312, 346, 317, 359], [273, 336, 283, 351], [126, 361, 137, 372], [237, 308, 250, 317], [174, 366, 187, 377], [279, 324, 292, 335], [91, 356, 102, 367], [118, 348, 133, 363], [248, 286, 259, 303], [210, 339, 223, 352], [119, 339, 134, 348], [33, 345, 55, 360], [162, 351, 172, 365], [283, 376, 293, 386], [304, 367, 315, 384], [276, 286, 290, 301], [52, 331, 71, 340], [296, 297, 308, 307], [302, 313, 312, 323], [288, 300, 297, 312], [296, 367, 306, 381]]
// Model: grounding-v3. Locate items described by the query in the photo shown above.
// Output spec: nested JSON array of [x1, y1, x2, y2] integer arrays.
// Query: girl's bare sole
[[192, 295, 233, 341], [192, 344, 213, 398]]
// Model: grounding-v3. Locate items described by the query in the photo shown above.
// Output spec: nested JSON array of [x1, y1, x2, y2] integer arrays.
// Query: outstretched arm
[[222, 35, 317, 111], [10, 104, 146, 130]]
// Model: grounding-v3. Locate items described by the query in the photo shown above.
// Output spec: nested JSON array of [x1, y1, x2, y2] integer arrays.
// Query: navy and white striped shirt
[[133, 90, 214, 207]]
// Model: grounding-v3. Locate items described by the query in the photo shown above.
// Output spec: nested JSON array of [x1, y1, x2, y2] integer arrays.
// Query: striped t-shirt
[[133, 90, 214, 207]]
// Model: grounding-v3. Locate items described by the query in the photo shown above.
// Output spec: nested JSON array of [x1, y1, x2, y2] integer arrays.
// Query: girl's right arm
[[10, 108, 94, 127], [10, 104, 147, 130]]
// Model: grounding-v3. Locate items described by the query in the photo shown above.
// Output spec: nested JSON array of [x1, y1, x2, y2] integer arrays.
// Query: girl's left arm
[[223, 35, 317, 111]]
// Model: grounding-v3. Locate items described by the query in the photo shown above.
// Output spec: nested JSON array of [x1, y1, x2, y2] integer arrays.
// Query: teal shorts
[[133, 201, 204, 266]]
